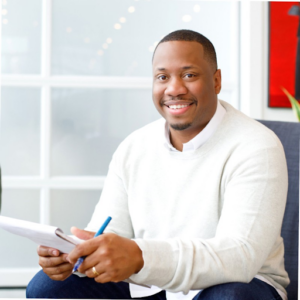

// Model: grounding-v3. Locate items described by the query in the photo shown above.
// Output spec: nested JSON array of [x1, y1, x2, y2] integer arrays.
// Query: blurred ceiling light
[[153, 41, 159, 47], [103, 43, 108, 49], [2, 9, 8, 15], [182, 15, 192, 22], [120, 17, 126, 23], [193, 4, 200, 13], [66, 27, 72, 33], [106, 38, 112, 44], [128, 6, 135, 13], [84, 37, 90, 43], [2, 0, 7, 5], [149, 46, 155, 52], [114, 23, 121, 29], [2, 18, 8, 24], [97, 50, 104, 56]]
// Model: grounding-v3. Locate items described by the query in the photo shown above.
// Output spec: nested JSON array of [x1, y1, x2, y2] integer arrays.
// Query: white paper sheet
[[0, 216, 81, 253]]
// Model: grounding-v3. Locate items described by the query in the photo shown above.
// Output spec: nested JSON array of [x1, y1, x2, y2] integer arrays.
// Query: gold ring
[[92, 266, 100, 276]]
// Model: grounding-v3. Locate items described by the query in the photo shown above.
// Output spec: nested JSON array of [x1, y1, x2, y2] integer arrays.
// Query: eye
[[184, 73, 195, 78], [158, 75, 167, 81]]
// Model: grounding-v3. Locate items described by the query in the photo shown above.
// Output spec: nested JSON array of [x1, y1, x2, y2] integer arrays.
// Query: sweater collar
[[163, 100, 226, 152]]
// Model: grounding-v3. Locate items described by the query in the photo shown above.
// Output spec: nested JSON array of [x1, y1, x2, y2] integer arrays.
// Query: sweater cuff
[[129, 239, 179, 288]]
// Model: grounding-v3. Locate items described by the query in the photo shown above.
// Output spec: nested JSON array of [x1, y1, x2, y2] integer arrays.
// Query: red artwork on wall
[[269, 2, 300, 107]]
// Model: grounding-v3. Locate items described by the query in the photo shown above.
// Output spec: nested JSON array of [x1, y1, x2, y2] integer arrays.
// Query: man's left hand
[[68, 227, 144, 283]]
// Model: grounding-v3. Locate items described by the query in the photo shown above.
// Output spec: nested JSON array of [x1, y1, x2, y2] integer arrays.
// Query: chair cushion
[[258, 120, 300, 300]]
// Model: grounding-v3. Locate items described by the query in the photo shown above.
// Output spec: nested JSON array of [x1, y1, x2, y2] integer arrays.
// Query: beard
[[170, 122, 192, 131]]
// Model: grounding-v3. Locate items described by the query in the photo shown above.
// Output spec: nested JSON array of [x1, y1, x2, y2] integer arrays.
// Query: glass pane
[[1, 0, 42, 74], [50, 190, 101, 235], [51, 88, 160, 176], [0, 87, 41, 176], [0, 189, 40, 268], [219, 90, 233, 104], [52, 0, 234, 79]]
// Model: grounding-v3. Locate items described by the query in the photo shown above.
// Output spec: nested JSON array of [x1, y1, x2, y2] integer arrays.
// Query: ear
[[214, 69, 222, 94]]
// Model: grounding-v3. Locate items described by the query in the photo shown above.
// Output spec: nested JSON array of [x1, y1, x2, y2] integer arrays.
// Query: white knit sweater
[[86, 100, 289, 297]]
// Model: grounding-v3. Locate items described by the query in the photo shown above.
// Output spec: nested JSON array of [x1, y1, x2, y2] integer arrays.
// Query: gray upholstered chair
[[258, 120, 300, 300]]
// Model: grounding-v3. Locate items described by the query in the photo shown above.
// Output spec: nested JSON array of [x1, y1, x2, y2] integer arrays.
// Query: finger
[[68, 239, 100, 264], [71, 227, 95, 241], [94, 272, 118, 284], [39, 254, 69, 268], [49, 270, 73, 281], [76, 251, 101, 273], [85, 264, 104, 279], [37, 245, 60, 257], [73, 235, 114, 272], [44, 262, 73, 276]]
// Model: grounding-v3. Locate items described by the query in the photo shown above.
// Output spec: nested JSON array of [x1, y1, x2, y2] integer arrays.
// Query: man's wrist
[[132, 240, 144, 274]]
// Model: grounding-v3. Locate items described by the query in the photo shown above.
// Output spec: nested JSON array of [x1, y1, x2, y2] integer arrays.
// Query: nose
[[164, 77, 187, 97]]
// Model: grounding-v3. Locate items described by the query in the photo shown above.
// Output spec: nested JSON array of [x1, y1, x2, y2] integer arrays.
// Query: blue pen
[[72, 216, 112, 273]]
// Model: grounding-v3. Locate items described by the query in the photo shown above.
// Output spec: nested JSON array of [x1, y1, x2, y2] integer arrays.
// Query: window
[[0, 0, 239, 286]]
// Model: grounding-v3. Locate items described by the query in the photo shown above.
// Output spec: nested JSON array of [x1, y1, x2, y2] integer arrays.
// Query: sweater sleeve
[[129, 140, 289, 293], [85, 146, 134, 239]]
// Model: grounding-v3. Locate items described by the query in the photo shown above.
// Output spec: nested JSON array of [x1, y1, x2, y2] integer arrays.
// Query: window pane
[[0, 87, 41, 176], [0, 189, 40, 268], [1, 0, 42, 74], [50, 190, 101, 235], [51, 88, 160, 176], [52, 0, 235, 79]]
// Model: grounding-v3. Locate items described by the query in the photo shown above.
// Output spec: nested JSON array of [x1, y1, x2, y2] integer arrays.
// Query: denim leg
[[26, 269, 166, 299], [26, 270, 132, 299], [193, 278, 283, 300]]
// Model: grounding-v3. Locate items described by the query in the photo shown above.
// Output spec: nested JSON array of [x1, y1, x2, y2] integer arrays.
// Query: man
[[26, 30, 289, 300]]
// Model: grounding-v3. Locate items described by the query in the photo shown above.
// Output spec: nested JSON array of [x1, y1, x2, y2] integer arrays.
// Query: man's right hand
[[37, 245, 74, 281]]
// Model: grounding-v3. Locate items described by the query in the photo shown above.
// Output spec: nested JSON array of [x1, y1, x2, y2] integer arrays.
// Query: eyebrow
[[156, 65, 195, 71]]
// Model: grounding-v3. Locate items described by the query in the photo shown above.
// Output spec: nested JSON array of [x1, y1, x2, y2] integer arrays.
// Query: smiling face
[[152, 41, 221, 137]]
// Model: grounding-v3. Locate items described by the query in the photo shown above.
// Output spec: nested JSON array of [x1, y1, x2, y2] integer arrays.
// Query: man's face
[[152, 41, 221, 133]]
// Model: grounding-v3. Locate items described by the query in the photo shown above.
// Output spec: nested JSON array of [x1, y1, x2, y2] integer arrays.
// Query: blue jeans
[[26, 270, 283, 299]]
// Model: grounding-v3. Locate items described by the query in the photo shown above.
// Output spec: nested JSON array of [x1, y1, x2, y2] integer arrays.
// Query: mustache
[[159, 97, 197, 106]]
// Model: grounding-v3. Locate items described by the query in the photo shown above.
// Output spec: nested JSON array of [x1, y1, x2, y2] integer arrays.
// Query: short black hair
[[153, 29, 218, 71]]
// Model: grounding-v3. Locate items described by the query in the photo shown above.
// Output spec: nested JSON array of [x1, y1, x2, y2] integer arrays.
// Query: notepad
[[0, 215, 82, 253], [0, 215, 151, 288]]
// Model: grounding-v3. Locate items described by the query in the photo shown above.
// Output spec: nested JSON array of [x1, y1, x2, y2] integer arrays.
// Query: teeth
[[169, 104, 189, 109]]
